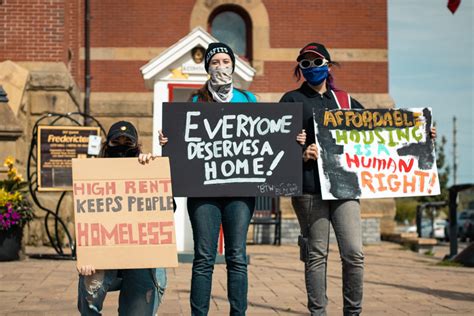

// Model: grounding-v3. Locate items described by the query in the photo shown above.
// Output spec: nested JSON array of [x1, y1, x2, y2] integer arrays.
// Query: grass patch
[[397, 245, 411, 251], [424, 250, 435, 256], [436, 260, 464, 267]]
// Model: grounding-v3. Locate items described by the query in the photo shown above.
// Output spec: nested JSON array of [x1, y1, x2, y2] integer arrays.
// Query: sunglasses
[[299, 58, 329, 69]]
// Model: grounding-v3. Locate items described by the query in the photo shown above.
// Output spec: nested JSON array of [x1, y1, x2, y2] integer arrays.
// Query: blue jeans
[[77, 268, 166, 315], [292, 195, 364, 316], [187, 197, 255, 316]]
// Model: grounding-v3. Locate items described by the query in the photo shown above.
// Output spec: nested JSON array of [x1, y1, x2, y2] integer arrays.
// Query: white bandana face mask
[[209, 66, 233, 85], [207, 67, 233, 103]]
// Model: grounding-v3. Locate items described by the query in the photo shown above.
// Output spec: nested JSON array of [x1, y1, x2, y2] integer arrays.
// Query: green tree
[[418, 135, 450, 203], [395, 197, 418, 223], [395, 134, 450, 223], [416, 135, 450, 221]]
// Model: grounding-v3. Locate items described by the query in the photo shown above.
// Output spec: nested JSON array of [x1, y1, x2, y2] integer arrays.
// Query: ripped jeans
[[77, 268, 166, 316]]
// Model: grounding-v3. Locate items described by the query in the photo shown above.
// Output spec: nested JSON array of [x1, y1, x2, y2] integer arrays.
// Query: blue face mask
[[302, 65, 329, 86]]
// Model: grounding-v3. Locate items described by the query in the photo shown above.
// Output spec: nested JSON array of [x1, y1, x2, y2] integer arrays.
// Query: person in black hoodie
[[280, 43, 365, 316], [77, 121, 167, 316], [281, 43, 436, 316]]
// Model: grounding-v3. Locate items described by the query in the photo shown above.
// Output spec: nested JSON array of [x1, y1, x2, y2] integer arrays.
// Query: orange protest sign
[[72, 157, 178, 270]]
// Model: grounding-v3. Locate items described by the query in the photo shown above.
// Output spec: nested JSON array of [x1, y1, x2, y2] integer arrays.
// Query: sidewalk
[[0, 242, 473, 315]]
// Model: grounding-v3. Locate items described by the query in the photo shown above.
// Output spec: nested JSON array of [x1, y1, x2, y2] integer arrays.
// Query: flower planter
[[1, 156, 33, 261], [0, 225, 23, 261]]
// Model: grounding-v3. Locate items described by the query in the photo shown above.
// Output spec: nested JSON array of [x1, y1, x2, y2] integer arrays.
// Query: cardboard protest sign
[[163, 102, 303, 197], [72, 157, 178, 269], [314, 108, 440, 199], [38, 126, 100, 191]]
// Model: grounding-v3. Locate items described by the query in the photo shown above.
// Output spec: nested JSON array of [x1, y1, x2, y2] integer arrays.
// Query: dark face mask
[[106, 145, 140, 158]]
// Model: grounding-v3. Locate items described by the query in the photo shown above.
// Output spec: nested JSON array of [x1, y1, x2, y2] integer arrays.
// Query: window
[[209, 6, 252, 62]]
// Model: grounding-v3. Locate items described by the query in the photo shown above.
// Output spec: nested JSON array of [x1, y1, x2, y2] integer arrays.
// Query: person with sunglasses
[[77, 121, 167, 316], [279, 43, 366, 316], [281, 43, 436, 316]]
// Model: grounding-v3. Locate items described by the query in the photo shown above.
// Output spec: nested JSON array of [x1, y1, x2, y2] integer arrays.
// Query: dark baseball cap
[[297, 42, 331, 62], [106, 121, 138, 144]]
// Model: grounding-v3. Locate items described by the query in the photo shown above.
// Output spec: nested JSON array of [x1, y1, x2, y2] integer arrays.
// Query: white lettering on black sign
[[163, 102, 303, 197], [184, 111, 291, 184]]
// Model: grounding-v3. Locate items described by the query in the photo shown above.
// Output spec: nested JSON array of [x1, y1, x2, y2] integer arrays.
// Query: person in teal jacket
[[160, 42, 256, 316], [188, 43, 257, 104]]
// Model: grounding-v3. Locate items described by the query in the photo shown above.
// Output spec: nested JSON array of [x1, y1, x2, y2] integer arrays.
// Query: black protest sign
[[314, 107, 440, 200], [162, 102, 303, 197]]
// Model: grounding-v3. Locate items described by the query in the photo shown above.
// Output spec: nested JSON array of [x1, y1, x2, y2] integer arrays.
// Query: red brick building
[[1, 0, 389, 96], [0, 0, 394, 245]]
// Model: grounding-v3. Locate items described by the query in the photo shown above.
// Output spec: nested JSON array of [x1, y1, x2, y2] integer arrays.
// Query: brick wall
[[89, 0, 195, 47], [83, 0, 387, 94], [65, 0, 82, 87], [0, 0, 82, 84], [1, 0, 66, 62], [1, 0, 388, 53], [2, 1, 388, 94], [81, 61, 148, 92], [263, 0, 387, 49]]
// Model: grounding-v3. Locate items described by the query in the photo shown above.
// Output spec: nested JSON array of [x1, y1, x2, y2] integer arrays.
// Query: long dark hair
[[190, 85, 213, 102], [293, 61, 340, 90]]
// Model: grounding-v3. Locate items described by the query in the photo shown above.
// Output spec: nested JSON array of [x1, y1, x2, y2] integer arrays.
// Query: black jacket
[[280, 82, 364, 194]]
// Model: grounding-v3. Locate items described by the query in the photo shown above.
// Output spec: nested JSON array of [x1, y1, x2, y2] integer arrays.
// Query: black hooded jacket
[[280, 82, 364, 194]]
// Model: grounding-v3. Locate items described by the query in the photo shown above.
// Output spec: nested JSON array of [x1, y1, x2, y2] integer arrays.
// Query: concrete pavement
[[0, 242, 473, 315]]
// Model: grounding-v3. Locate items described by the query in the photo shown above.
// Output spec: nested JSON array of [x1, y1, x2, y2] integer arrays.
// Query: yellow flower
[[14, 174, 24, 182], [4, 156, 15, 168], [7, 167, 18, 179], [0, 189, 23, 207], [0, 189, 7, 207], [11, 191, 22, 201]]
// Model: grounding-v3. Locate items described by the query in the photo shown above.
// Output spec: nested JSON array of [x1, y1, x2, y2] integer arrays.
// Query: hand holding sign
[[159, 130, 168, 146], [296, 129, 306, 145], [77, 265, 95, 276], [138, 152, 158, 164], [303, 144, 319, 162]]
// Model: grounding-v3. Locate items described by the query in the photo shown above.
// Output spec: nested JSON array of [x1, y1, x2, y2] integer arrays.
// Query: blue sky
[[388, 0, 473, 185]]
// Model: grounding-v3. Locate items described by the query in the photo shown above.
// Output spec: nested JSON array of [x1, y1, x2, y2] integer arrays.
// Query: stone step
[[382, 232, 437, 253]]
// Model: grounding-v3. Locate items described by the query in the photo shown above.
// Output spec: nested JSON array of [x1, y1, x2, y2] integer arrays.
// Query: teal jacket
[[192, 88, 257, 103]]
